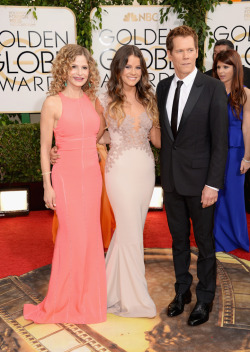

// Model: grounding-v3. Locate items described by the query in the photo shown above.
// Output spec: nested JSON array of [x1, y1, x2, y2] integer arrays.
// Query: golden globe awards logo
[[0, 30, 68, 92], [0, 6, 76, 113]]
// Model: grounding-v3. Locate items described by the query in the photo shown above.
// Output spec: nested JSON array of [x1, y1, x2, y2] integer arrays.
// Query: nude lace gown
[[99, 93, 156, 318], [23, 92, 107, 324]]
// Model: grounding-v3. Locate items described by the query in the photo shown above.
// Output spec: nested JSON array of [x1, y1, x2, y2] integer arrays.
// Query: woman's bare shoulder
[[42, 94, 61, 110]]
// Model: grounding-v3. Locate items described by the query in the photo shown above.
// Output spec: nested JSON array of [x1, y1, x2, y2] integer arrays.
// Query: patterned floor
[[0, 249, 249, 352]]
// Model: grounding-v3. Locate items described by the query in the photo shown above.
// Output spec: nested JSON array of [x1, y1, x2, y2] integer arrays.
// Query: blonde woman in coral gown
[[96, 45, 161, 318], [23, 44, 107, 324], [52, 145, 115, 250]]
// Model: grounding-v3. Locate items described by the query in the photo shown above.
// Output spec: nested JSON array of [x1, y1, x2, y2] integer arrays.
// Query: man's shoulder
[[197, 70, 223, 87], [243, 66, 250, 89], [243, 65, 250, 74], [157, 74, 174, 88], [204, 69, 212, 77]]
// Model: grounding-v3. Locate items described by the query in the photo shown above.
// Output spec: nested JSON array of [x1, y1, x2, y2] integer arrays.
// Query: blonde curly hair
[[48, 44, 100, 100], [107, 45, 159, 127]]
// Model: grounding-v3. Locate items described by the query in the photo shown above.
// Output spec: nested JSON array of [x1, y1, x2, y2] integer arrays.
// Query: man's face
[[167, 36, 198, 79], [213, 45, 229, 61]]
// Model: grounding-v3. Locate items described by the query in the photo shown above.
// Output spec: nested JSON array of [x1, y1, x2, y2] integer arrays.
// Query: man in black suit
[[157, 25, 228, 326], [204, 39, 250, 88]]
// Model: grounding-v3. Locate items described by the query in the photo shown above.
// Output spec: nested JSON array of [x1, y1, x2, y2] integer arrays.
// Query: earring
[[88, 82, 91, 88], [64, 81, 67, 87]]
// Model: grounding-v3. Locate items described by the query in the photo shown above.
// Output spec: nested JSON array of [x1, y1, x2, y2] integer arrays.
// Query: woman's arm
[[150, 125, 161, 149], [240, 87, 250, 174], [95, 97, 107, 142], [40, 96, 59, 209]]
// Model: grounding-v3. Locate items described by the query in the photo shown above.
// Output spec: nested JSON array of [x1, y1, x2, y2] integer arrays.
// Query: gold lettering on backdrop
[[123, 12, 158, 22], [0, 34, 63, 91], [9, 10, 36, 26]]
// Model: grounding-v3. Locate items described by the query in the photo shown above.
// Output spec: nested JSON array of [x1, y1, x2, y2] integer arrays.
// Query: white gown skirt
[[105, 148, 156, 318]]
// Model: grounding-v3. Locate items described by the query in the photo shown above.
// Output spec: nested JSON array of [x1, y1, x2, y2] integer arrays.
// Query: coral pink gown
[[23, 92, 107, 324]]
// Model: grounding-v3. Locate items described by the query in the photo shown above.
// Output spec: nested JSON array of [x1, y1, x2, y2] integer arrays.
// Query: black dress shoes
[[187, 301, 213, 326], [167, 289, 192, 317]]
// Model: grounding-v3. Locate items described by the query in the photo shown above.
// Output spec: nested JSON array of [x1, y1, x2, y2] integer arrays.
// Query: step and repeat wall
[[91, 5, 181, 91], [204, 1, 250, 71], [91, 2, 250, 92], [1, 2, 250, 112]]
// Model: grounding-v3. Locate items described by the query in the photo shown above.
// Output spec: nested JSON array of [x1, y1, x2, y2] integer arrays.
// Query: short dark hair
[[214, 39, 234, 50]]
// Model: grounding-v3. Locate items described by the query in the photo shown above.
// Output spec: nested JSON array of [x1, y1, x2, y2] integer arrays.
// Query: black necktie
[[171, 80, 183, 139]]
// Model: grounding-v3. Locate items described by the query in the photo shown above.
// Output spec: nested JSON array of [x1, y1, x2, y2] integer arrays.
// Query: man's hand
[[201, 185, 218, 208], [50, 146, 60, 164], [240, 159, 250, 174]]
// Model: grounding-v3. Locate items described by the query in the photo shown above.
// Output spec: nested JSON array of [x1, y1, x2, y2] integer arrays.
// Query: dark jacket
[[157, 70, 228, 196]]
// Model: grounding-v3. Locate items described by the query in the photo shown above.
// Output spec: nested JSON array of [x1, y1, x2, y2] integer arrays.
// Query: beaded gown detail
[[214, 101, 249, 252], [23, 92, 107, 323], [99, 93, 156, 318]]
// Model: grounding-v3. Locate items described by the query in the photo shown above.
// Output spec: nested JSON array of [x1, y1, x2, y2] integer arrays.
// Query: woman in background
[[213, 49, 250, 252], [24, 44, 107, 324], [96, 45, 160, 318]]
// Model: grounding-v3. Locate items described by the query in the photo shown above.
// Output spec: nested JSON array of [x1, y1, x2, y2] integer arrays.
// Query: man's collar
[[174, 67, 197, 86]]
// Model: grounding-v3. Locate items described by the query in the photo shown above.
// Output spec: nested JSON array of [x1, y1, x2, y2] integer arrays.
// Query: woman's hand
[[50, 146, 60, 164], [150, 126, 161, 149], [44, 186, 56, 210], [98, 130, 111, 145]]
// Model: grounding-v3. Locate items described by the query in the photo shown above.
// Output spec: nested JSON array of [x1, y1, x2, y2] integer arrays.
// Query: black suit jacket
[[205, 65, 250, 89], [157, 70, 228, 196]]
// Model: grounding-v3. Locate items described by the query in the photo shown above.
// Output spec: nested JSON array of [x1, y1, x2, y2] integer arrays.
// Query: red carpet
[[1, 210, 250, 278], [0, 211, 54, 278], [144, 209, 250, 260]]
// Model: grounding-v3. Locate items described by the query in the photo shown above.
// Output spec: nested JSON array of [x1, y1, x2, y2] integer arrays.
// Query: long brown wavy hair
[[48, 44, 100, 100], [213, 49, 247, 119], [107, 45, 159, 127]]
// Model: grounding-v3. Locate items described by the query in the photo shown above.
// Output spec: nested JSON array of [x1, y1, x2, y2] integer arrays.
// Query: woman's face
[[67, 55, 89, 88], [216, 60, 234, 86], [120, 55, 142, 89]]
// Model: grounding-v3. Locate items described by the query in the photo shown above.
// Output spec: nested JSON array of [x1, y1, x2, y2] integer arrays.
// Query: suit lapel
[[161, 75, 174, 141], [178, 71, 204, 134]]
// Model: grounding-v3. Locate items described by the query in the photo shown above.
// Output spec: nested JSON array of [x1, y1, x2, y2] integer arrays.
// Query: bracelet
[[242, 158, 250, 163], [42, 171, 52, 175]]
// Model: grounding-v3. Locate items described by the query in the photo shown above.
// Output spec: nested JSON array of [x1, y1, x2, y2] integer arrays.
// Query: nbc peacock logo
[[124, 13, 138, 22], [123, 12, 158, 22]]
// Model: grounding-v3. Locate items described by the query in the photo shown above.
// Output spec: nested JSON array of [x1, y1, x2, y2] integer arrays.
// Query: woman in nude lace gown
[[96, 45, 161, 318]]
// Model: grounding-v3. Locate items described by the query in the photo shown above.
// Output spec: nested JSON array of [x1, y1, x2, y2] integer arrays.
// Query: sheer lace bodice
[[99, 92, 154, 172]]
